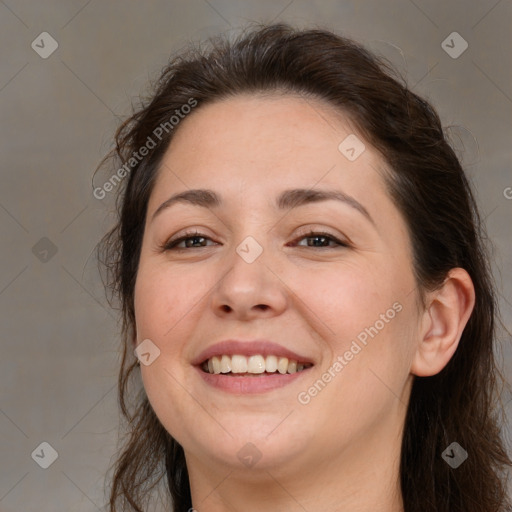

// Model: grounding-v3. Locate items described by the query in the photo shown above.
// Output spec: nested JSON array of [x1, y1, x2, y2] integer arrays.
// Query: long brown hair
[[96, 22, 512, 512]]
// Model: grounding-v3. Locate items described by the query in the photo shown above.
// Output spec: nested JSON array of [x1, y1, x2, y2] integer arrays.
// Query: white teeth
[[265, 355, 278, 373], [247, 355, 266, 373], [277, 357, 289, 374], [220, 354, 231, 373], [231, 355, 248, 373], [202, 354, 312, 375], [211, 355, 221, 374]]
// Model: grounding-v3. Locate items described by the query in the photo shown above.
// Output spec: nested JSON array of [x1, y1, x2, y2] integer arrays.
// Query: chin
[[181, 419, 314, 473]]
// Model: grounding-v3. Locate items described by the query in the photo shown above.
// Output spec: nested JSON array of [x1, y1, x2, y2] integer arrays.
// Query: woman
[[97, 23, 512, 512]]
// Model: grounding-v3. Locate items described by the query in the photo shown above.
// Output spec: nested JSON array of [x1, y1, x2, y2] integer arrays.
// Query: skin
[[133, 93, 475, 512]]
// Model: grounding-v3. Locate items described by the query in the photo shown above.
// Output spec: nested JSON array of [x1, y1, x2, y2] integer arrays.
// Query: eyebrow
[[151, 188, 375, 226]]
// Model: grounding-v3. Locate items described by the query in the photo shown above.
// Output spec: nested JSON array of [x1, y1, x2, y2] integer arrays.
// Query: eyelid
[[292, 226, 351, 247], [161, 226, 351, 251], [160, 229, 214, 251]]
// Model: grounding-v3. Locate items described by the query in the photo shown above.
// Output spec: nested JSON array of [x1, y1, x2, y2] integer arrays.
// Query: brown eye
[[291, 231, 349, 249], [163, 231, 216, 251]]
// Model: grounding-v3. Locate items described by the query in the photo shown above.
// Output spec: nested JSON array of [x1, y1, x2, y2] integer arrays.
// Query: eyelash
[[161, 229, 349, 251]]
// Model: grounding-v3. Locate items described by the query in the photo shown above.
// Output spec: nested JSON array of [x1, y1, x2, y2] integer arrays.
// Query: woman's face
[[134, 93, 421, 479]]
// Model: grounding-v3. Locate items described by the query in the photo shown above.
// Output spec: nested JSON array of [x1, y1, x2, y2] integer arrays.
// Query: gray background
[[1, 1, 511, 510]]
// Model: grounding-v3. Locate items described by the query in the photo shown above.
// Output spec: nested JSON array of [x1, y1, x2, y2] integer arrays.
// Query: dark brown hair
[[96, 22, 512, 512]]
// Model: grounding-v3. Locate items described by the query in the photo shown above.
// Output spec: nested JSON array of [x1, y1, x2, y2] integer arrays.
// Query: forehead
[[170, 93, 359, 159], [153, 93, 387, 203]]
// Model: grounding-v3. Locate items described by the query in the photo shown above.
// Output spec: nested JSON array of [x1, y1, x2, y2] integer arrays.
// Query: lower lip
[[195, 366, 312, 394]]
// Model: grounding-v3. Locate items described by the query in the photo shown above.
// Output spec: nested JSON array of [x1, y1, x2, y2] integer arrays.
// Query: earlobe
[[411, 268, 476, 377]]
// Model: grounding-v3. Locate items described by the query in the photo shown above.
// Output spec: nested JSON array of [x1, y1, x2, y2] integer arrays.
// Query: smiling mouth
[[201, 354, 313, 376]]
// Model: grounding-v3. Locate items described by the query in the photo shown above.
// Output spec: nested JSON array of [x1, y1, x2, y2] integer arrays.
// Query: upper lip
[[191, 339, 315, 366]]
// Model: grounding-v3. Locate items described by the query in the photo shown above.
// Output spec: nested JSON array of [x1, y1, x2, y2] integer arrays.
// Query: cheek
[[134, 263, 209, 344], [301, 304, 416, 441], [303, 260, 401, 343], [133, 264, 207, 441], [305, 260, 416, 389]]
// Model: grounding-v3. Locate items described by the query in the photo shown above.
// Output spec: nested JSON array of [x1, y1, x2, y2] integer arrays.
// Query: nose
[[209, 242, 288, 321]]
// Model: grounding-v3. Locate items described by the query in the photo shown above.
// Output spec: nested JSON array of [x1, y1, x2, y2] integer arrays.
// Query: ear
[[411, 268, 475, 377]]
